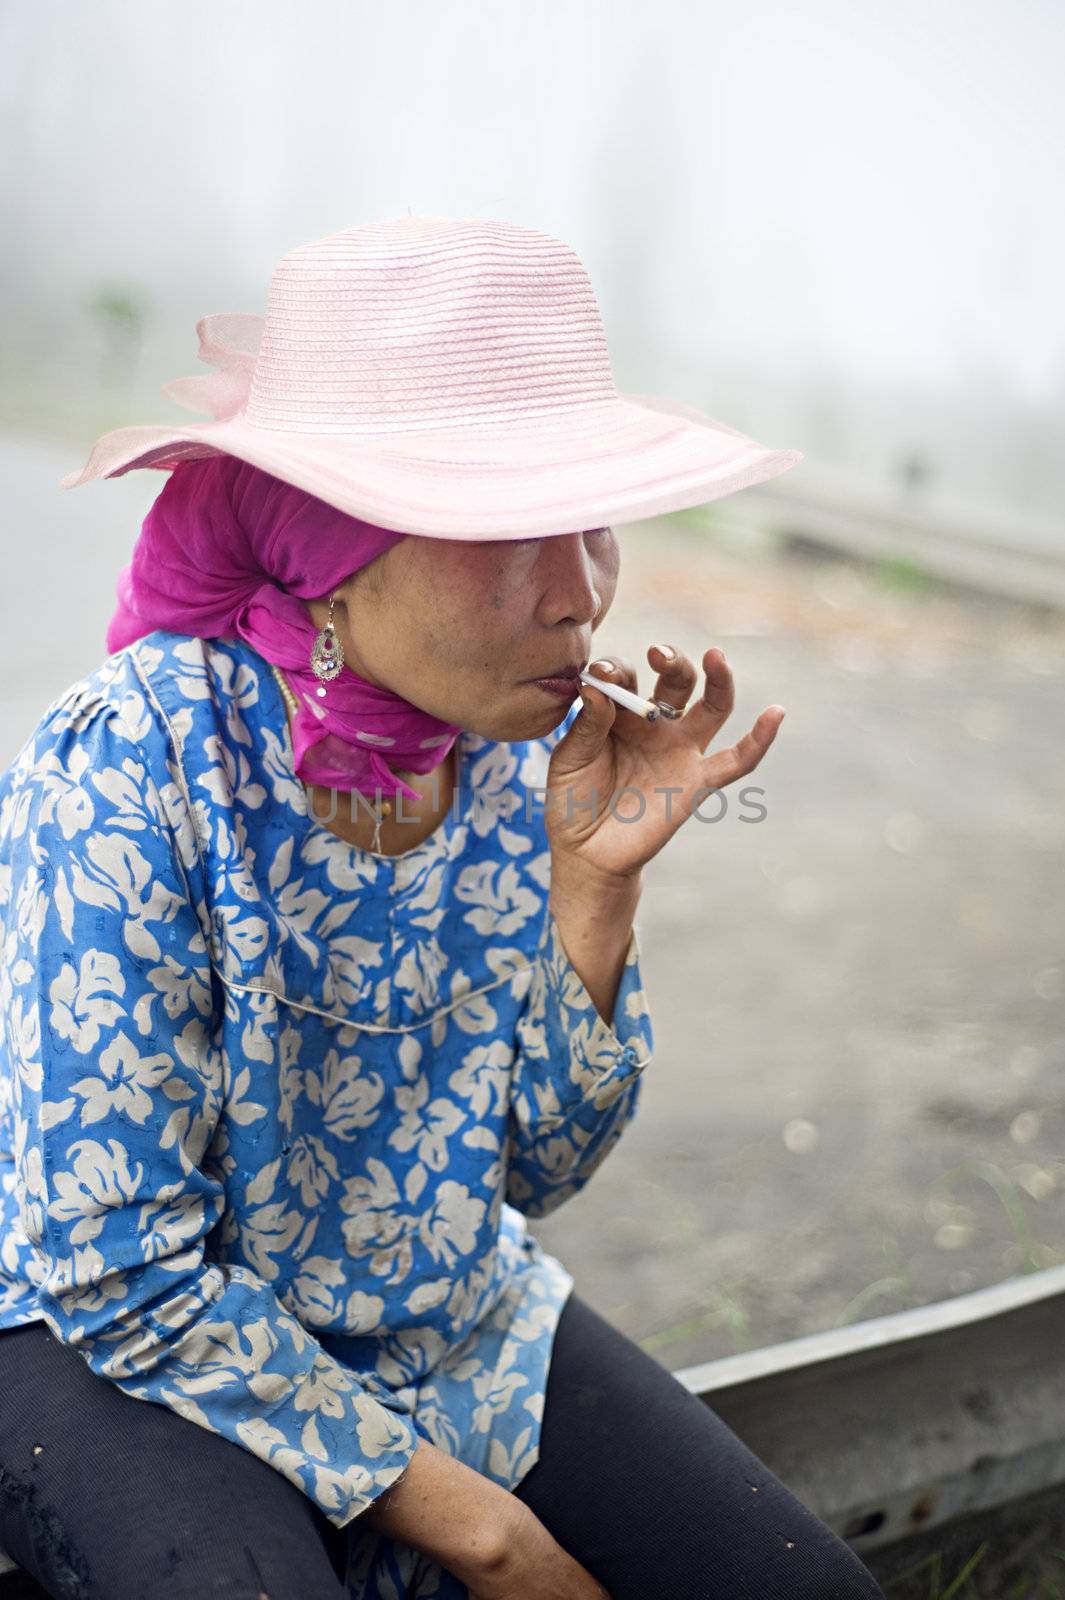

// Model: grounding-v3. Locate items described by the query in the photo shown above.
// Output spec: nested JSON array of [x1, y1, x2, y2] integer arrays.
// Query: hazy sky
[[3, 0, 1063, 513]]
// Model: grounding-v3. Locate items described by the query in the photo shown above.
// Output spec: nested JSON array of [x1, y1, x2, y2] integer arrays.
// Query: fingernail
[[653, 643, 675, 660], [591, 659, 614, 673]]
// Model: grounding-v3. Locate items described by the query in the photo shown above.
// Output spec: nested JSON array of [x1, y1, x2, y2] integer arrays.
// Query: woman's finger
[[646, 643, 697, 717], [582, 654, 646, 727], [699, 705, 786, 790], [679, 647, 736, 751], [586, 654, 636, 691]]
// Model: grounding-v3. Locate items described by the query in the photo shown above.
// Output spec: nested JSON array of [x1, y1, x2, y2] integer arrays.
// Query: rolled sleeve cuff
[[533, 908, 655, 1132]]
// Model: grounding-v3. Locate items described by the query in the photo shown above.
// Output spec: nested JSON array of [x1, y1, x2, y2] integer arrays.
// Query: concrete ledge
[[672, 1263, 1065, 1560]]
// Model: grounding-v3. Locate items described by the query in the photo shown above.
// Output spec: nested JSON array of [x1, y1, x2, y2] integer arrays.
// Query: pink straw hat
[[61, 214, 803, 539]]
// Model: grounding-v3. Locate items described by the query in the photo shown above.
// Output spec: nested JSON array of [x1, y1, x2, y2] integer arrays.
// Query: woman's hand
[[360, 1442, 610, 1600], [545, 643, 785, 883], [466, 1500, 611, 1600]]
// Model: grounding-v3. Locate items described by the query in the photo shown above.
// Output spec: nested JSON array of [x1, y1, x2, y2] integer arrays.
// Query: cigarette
[[577, 669, 684, 723]]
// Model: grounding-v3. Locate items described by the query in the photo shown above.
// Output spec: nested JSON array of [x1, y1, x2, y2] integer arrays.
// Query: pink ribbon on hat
[[160, 312, 264, 423], [106, 329, 462, 803]]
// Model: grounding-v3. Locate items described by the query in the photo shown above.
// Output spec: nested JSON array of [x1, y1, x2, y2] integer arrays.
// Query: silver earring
[[310, 593, 344, 698]]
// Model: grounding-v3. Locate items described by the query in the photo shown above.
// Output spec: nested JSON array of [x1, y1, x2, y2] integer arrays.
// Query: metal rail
[[716, 468, 1065, 610]]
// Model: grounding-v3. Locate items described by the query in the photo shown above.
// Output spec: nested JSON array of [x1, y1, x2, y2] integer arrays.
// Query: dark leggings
[[0, 1293, 884, 1599]]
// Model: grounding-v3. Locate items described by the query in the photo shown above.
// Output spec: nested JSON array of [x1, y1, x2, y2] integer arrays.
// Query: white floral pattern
[[0, 631, 654, 1598]]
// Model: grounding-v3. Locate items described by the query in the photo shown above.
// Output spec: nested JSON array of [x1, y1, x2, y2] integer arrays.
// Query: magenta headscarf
[[106, 454, 461, 802]]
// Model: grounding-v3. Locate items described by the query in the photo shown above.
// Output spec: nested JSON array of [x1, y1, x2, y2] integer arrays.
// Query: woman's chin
[[467, 691, 577, 744]]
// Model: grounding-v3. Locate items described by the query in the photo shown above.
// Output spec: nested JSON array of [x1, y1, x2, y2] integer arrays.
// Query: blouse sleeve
[[504, 902, 655, 1220], [0, 680, 419, 1530]]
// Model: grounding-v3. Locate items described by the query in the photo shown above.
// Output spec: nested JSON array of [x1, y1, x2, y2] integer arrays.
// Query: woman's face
[[308, 527, 619, 740]]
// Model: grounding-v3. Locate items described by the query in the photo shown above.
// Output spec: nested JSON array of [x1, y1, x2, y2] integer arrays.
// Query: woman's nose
[[538, 533, 602, 625]]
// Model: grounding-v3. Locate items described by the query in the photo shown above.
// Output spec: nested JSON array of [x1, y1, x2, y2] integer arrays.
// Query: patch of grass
[[928, 1158, 1042, 1274], [881, 1541, 991, 1596], [661, 504, 721, 540], [638, 1281, 752, 1357], [834, 1233, 915, 1326], [876, 1537, 1065, 1597], [872, 554, 937, 595]]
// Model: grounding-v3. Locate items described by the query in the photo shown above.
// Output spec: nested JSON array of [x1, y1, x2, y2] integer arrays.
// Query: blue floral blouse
[[0, 630, 654, 1598]]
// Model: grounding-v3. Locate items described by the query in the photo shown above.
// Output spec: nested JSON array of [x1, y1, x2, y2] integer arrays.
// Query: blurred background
[[2, 0, 1063, 1372]]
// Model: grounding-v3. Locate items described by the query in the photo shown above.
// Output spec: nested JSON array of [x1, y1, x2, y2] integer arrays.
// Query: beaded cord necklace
[[269, 660, 392, 853]]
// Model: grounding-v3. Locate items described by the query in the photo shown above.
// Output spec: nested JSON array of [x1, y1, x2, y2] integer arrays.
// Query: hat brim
[[59, 391, 802, 539]]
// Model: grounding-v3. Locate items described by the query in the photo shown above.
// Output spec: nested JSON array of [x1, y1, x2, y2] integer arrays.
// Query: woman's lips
[[529, 675, 581, 698]]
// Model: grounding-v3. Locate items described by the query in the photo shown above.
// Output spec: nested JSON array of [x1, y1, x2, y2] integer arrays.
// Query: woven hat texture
[[61, 214, 803, 539]]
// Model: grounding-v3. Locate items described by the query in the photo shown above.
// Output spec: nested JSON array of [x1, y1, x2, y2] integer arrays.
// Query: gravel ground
[[533, 505, 1065, 1371], [4, 430, 1064, 1379]]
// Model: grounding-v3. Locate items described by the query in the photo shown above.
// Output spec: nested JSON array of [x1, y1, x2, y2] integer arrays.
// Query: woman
[[0, 216, 885, 1599]]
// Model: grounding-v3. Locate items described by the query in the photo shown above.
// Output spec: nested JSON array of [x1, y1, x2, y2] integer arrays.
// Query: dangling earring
[[310, 592, 344, 698]]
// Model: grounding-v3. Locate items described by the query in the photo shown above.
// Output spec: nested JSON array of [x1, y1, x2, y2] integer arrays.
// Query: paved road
[[3, 431, 1063, 1373], [0, 429, 163, 744], [538, 506, 1065, 1368]]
